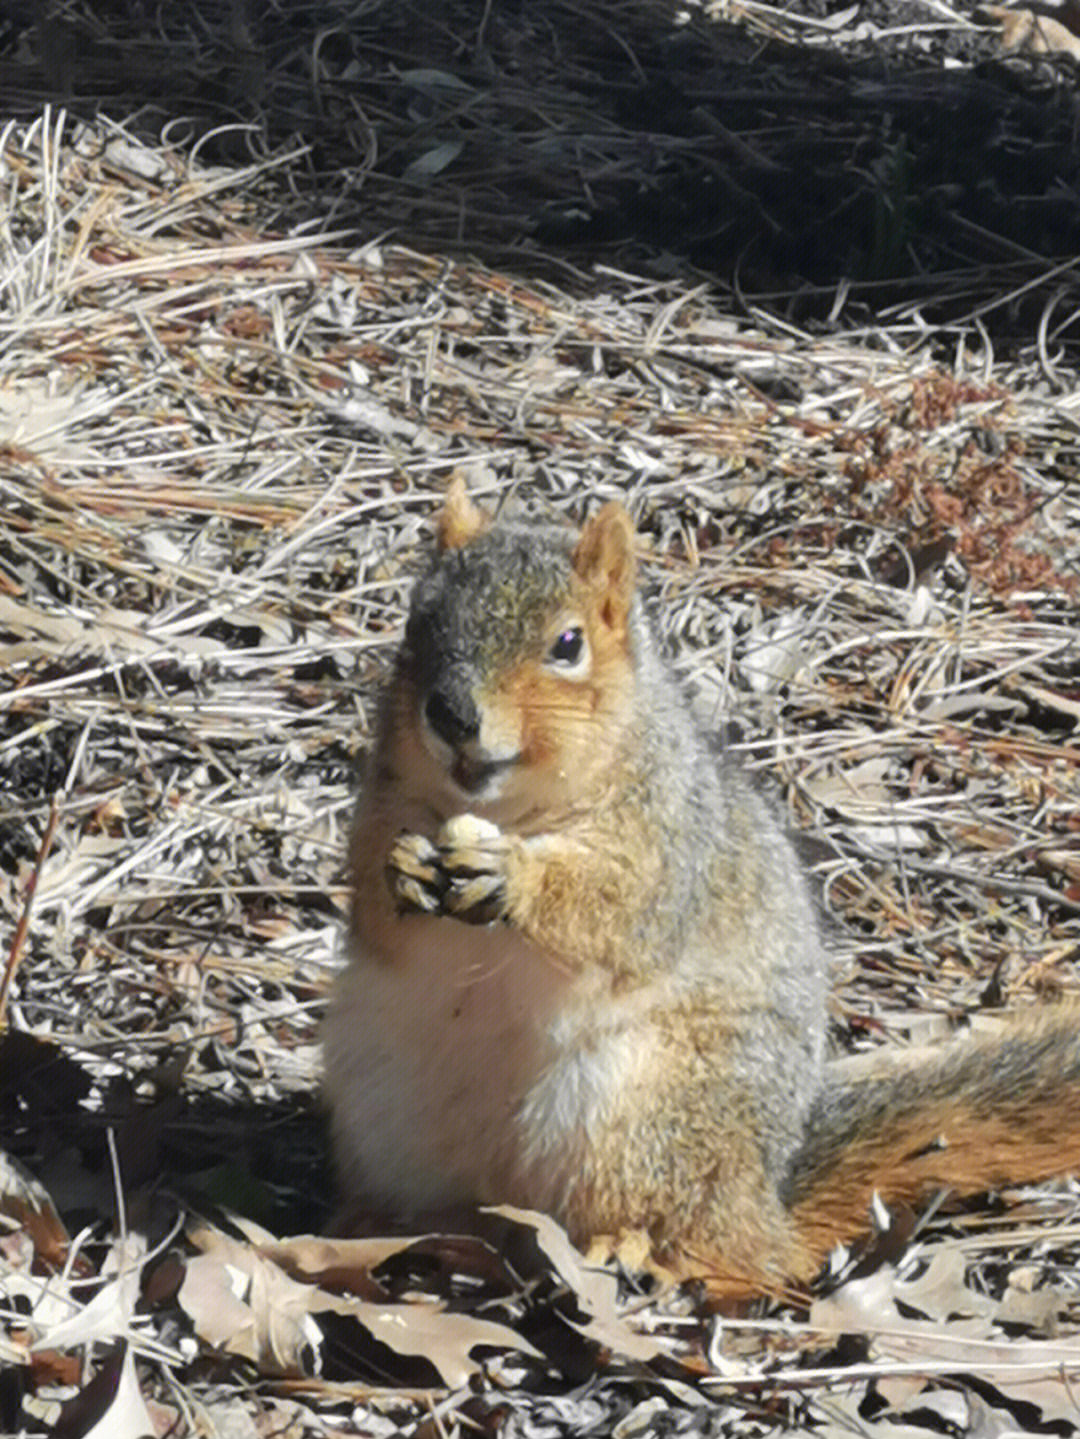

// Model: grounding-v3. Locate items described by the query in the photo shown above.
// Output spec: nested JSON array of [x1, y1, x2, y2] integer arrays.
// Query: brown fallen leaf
[[183, 1221, 541, 1385], [810, 1252, 1080, 1426], [485, 1206, 665, 1364], [51, 1342, 159, 1439], [259, 1232, 422, 1299], [984, 5, 1080, 57], [0, 1150, 72, 1273]]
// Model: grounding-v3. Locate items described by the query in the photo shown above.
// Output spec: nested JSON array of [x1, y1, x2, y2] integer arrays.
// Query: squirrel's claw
[[386, 832, 447, 914], [444, 870, 507, 924], [387, 816, 509, 924], [439, 814, 509, 924]]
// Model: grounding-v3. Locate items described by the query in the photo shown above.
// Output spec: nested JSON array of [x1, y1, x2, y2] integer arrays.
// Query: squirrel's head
[[394, 479, 639, 816]]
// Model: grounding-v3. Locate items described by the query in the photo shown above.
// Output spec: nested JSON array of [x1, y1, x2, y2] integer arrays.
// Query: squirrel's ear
[[572, 504, 637, 627], [437, 477, 490, 550]]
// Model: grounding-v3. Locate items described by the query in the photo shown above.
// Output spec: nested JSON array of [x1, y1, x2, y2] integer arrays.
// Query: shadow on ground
[[3, 0, 1080, 344], [1, 1028, 331, 1238]]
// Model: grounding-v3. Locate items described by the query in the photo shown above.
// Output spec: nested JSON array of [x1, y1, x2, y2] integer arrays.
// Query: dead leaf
[[811, 1251, 1080, 1418], [340, 1299, 542, 1387], [184, 1221, 541, 1384], [486, 1206, 664, 1363], [52, 1343, 156, 1439], [34, 1236, 145, 1352], [179, 1239, 319, 1371], [986, 5, 1080, 57], [259, 1232, 420, 1292], [0, 1150, 71, 1272]]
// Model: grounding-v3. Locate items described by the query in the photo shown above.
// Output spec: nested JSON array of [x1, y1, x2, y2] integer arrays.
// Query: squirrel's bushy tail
[[785, 1003, 1080, 1263]]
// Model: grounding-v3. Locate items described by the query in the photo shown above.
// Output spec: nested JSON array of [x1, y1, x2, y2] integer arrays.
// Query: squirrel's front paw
[[386, 831, 448, 915], [387, 815, 509, 924], [438, 814, 509, 924]]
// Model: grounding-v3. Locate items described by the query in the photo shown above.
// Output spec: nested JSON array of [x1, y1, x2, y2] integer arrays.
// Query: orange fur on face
[[488, 586, 636, 805], [431, 507, 642, 809]]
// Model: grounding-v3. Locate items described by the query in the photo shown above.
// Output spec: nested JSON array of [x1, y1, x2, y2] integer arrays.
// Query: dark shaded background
[[3, 0, 1080, 346]]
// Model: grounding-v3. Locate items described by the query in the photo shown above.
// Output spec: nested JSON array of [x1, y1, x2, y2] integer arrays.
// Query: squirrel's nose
[[424, 687, 480, 750]]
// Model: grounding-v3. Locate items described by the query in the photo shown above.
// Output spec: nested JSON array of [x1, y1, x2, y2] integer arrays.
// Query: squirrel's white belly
[[324, 915, 581, 1216]]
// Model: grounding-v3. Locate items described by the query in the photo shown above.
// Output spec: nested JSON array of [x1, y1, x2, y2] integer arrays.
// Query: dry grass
[[6, 0, 1080, 329], [1, 22, 1080, 1434]]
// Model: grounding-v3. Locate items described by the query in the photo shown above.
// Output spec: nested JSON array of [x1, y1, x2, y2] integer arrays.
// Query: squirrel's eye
[[548, 628, 584, 665]]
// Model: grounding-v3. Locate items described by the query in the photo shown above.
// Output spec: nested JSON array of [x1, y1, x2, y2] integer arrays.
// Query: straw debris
[[1, 5, 1080, 1431]]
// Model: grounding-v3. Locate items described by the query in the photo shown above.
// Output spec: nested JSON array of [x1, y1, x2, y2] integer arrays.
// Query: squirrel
[[323, 480, 1080, 1297]]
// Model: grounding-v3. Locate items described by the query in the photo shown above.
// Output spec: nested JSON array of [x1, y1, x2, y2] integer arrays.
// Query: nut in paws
[[439, 814, 509, 924]]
